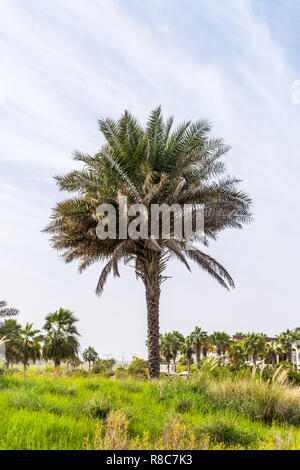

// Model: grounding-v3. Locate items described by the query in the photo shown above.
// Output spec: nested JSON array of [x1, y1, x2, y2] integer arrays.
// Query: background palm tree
[[44, 107, 252, 378], [278, 329, 297, 368], [180, 335, 194, 375], [210, 331, 232, 360], [43, 308, 80, 370], [227, 341, 246, 368], [169, 331, 184, 373], [18, 323, 42, 373], [159, 333, 173, 375], [243, 333, 265, 365], [82, 346, 98, 371], [191, 326, 208, 363], [0, 319, 22, 367], [262, 340, 278, 367]]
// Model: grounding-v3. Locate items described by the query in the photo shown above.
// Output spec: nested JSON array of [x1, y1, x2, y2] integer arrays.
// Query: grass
[[0, 369, 299, 450]]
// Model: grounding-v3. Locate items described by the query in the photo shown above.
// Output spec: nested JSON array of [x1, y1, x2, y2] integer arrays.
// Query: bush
[[114, 367, 128, 379], [288, 370, 300, 386], [91, 365, 105, 374], [197, 417, 257, 447], [85, 396, 112, 419], [127, 357, 148, 379]]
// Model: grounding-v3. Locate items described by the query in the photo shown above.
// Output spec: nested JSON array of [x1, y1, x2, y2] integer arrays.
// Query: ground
[[0, 369, 299, 450]]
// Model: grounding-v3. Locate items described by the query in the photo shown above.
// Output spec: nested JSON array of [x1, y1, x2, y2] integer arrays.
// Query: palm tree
[[82, 346, 98, 371], [278, 329, 297, 369], [210, 331, 232, 359], [18, 323, 42, 373], [159, 333, 173, 375], [191, 327, 208, 363], [180, 335, 194, 375], [243, 333, 265, 365], [0, 319, 22, 367], [262, 341, 278, 367], [227, 341, 246, 368], [169, 331, 184, 373], [0, 301, 19, 323], [44, 107, 252, 378], [43, 308, 80, 370]]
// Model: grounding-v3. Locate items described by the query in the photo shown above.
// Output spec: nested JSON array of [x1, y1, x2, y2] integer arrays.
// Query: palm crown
[[43, 308, 80, 368], [44, 107, 251, 378]]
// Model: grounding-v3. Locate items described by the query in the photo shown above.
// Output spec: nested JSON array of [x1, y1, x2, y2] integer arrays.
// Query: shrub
[[197, 417, 257, 447], [288, 370, 300, 386], [127, 357, 148, 379], [114, 367, 128, 379], [92, 410, 129, 450], [85, 396, 112, 420]]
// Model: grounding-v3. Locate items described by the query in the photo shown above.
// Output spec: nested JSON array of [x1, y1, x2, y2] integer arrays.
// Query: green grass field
[[0, 369, 299, 450]]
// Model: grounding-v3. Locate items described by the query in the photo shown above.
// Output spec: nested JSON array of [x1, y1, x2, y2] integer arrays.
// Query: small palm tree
[[0, 319, 22, 367], [159, 333, 174, 376], [82, 346, 98, 371], [210, 331, 232, 358], [169, 331, 184, 373], [278, 329, 297, 369], [180, 335, 194, 375], [227, 341, 246, 368], [243, 333, 265, 365], [263, 341, 279, 367], [191, 327, 208, 363], [18, 323, 42, 373], [44, 107, 251, 378], [43, 308, 80, 370]]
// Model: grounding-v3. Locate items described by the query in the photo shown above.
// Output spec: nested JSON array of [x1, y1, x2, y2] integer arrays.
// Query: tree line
[[160, 327, 300, 375], [0, 302, 79, 372]]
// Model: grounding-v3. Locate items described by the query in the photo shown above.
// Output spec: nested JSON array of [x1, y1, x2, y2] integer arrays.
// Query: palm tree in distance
[[180, 335, 194, 375], [191, 327, 208, 363], [159, 333, 173, 376], [210, 331, 232, 358], [44, 107, 252, 378], [0, 319, 22, 368], [18, 323, 42, 374], [43, 308, 80, 370], [278, 329, 297, 369], [169, 331, 184, 373], [82, 346, 98, 371], [243, 333, 265, 365]]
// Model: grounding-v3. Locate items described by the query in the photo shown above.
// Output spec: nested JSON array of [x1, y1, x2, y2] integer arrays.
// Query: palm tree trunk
[[144, 267, 161, 379], [167, 360, 170, 376], [187, 357, 191, 376], [88, 361, 91, 371], [196, 341, 200, 363]]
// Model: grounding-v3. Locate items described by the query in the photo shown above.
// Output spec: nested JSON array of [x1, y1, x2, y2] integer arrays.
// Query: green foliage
[[197, 417, 258, 447], [43, 308, 80, 367], [0, 371, 299, 450], [288, 370, 300, 386], [82, 347, 98, 369], [127, 357, 148, 378]]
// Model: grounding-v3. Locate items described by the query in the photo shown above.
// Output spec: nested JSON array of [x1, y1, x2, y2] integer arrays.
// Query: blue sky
[[0, 0, 299, 360]]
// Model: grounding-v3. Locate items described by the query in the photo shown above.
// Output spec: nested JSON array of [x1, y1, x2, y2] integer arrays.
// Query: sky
[[0, 0, 300, 361]]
